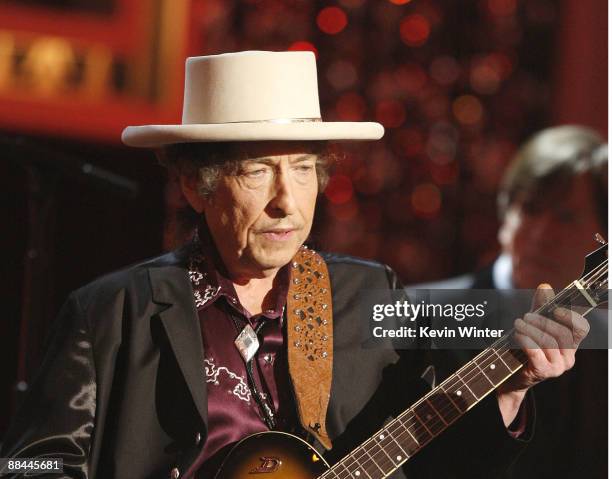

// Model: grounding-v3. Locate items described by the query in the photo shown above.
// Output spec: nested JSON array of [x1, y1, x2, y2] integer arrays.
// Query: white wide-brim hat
[[122, 51, 384, 147]]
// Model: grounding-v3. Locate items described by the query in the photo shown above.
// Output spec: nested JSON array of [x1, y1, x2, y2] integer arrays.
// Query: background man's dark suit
[[414, 258, 607, 479]]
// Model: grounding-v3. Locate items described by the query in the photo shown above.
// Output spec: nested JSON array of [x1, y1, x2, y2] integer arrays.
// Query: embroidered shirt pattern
[[204, 358, 251, 403]]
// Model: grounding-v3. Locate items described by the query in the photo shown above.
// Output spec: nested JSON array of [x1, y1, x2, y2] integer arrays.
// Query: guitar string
[[360, 261, 611, 475], [323, 262, 608, 479], [323, 262, 609, 479], [389, 258, 610, 432], [324, 343, 520, 479], [321, 261, 608, 479]]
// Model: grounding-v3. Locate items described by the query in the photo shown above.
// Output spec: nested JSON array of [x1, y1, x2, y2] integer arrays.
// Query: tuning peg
[[594, 233, 606, 245]]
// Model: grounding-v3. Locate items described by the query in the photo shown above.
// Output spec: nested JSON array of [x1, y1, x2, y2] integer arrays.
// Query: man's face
[[499, 174, 603, 290], [202, 143, 319, 279]]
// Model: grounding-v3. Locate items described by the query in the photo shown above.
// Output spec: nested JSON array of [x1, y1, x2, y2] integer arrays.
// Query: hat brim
[[121, 122, 384, 147]]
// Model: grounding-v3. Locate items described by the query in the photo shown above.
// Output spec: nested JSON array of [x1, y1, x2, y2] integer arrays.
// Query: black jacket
[[1, 247, 530, 478]]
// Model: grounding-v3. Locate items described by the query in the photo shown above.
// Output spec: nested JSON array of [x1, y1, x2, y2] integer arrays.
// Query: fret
[[438, 382, 468, 412], [459, 363, 493, 399], [472, 360, 496, 387], [425, 398, 449, 425], [396, 415, 427, 450], [440, 375, 477, 410], [359, 444, 387, 477], [450, 369, 481, 405], [327, 460, 350, 479], [401, 411, 433, 445], [387, 419, 420, 456], [426, 391, 462, 422], [322, 469, 341, 479], [338, 452, 374, 479], [503, 348, 528, 370], [413, 401, 446, 435], [572, 280, 598, 307], [363, 437, 400, 471], [376, 429, 410, 463], [491, 347, 514, 373], [475, 351, 512, 386]]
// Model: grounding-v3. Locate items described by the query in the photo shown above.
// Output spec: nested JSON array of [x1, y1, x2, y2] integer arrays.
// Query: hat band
[[189, 117, 323, 125]]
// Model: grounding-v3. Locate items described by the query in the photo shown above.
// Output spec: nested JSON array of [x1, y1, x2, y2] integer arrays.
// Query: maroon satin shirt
[[188, 244, 298, 476]]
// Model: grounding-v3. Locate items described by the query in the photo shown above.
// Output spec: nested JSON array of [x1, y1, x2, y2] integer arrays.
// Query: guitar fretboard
[[320, 272, 606, 479]]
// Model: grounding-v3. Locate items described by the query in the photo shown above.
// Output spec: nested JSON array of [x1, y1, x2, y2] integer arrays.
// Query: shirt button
[[195, 432, 202, 445], [263, 354, 273, 364], [170, 467, 180, 479]]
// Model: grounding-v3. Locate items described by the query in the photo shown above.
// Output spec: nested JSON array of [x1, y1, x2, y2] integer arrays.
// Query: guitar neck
[[321, 281, 602, 479]]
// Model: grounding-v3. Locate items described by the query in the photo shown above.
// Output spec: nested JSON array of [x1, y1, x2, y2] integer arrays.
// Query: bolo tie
[[229, 308, 284, 430]]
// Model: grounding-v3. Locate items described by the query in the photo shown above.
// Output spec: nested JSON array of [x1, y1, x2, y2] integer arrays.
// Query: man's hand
[[496, 283, 590, 427]]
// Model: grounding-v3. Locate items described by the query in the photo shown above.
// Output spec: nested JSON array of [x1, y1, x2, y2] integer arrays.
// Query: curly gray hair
[[156, 141, 335, 196]]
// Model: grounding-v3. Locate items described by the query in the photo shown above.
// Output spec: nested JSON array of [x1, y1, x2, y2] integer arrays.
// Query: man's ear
[[498, 206, 521, 252], [179, 174, 207, 213]]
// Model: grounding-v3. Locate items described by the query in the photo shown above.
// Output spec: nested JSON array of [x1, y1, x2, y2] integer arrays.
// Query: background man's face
[[499, 174, 603, 290], [204, 143, 319, 278]]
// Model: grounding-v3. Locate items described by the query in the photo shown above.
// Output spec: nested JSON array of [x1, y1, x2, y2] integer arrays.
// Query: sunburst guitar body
[[214, 431, 329, 479]]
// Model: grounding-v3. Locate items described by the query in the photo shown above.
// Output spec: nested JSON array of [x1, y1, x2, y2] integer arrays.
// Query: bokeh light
[[469, 55, 509, 94], [430, 56, 461, 86], [394, 63, 428, 94], [452, 94, 484, 125], [317, 7, 348, 35], [430, 162, 459, 185], [400, 14, 431, 47], [326, 60, 357, 90], [411, 183, 442, 217], [336, 92, 367, 121], [375, 100, 406, 128], [393, 127, 425, 157], [389, 0, 413, 5], [288, 41, 318, 57], [327, 199, 359, 221], [325, 174, 354, 204]]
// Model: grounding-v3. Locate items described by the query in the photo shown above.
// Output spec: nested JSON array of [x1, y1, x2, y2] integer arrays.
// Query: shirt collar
[[188, 227, 290, 320], [492, 253, 514, 290]]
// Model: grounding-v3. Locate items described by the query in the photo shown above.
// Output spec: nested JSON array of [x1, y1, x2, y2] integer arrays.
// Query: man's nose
[[523, 212, 554, 244], [268, 169, 297, 216]]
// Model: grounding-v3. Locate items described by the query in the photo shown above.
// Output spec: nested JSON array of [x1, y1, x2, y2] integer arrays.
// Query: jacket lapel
[[149, 262, 208, 426]]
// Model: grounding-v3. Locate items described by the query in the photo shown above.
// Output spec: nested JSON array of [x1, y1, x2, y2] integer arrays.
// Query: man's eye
[[294, 165, 314, 173], [244, 169, 266, 178]]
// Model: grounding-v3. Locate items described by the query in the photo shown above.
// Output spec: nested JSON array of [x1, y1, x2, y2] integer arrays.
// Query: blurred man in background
[[419, 124, 608, 478]]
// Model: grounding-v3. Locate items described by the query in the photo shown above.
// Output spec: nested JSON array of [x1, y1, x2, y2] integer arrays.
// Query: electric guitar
[[213, 241, 608, 479]]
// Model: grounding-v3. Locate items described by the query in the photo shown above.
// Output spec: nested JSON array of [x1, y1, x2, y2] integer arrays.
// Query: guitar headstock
[[579, 235, 608, 307]]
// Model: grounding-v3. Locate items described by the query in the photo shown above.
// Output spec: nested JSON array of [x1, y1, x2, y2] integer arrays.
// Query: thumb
[[531, 283, 555, 311]]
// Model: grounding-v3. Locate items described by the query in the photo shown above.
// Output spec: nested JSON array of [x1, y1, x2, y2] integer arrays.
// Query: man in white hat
[[1, 51, 591, 479]]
